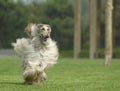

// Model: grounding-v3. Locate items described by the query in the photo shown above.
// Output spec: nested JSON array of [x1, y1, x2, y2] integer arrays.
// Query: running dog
[[12, 23, 59, 85]]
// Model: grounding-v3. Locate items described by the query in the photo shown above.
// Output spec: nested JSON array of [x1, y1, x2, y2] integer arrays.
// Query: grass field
[[0, 57, 120, 91]]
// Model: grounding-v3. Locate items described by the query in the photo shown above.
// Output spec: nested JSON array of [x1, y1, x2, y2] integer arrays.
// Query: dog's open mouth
[[40, 35, 49, 41], [43, 36, 49, 41]]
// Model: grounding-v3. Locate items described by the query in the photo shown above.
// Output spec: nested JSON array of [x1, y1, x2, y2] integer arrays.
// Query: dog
[[12, 23, 59, 85], [12, 38, 47, 85], [25, 23, 59, 80]]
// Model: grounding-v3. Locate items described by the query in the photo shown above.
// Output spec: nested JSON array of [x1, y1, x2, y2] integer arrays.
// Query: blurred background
[[0, 0, 120, 58]]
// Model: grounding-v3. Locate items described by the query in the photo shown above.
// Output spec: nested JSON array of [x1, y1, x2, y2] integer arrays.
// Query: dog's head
[[25, 23, 38, 38], [37, 24, 51, 41]]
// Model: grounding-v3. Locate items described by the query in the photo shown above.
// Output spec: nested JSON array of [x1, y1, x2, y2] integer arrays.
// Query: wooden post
[[74, 0, 81, 58], [105, 0, 113, 66]]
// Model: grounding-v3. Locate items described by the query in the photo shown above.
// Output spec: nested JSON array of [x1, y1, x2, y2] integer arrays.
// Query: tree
[[74, 0, 81, 58], [89, 0, 98, 59], [105, 0, 113, 66]]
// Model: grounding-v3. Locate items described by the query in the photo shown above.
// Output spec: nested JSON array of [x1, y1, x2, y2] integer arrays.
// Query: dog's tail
[[11, 38, 33, 56]]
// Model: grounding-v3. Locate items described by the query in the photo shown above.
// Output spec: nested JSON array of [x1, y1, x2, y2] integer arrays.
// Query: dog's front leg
[[41, 72, 47, 81]]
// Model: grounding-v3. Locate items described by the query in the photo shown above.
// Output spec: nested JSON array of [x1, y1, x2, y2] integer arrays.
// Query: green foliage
[[0, 0, 74, 50], [60, 50, 73, 58], [114, 47, 120, 58], [60, 48, 120, 58], [41, 0, 74, 50], [0, 57, 120, 91], [0, 1, 27, 48]]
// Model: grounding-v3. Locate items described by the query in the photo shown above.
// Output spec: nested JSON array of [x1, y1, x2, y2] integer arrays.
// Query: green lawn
[[0, 57, 120, 91]]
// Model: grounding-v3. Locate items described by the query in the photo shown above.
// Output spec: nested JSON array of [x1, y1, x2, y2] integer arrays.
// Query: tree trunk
[[74, 0, 81, 58], [89, 0, 98, 59], [96, 0, 101, 58], [112, 0, 116, 58], [105, 0, 113, 67]]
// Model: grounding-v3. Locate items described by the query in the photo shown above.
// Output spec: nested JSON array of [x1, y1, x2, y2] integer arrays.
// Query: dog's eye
[[47, 28, 49, 31], [41, 28, 45, 31]]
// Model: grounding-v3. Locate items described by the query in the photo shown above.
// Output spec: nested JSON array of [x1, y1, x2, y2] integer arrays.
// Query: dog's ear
[[24, 23, 34, 37]]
